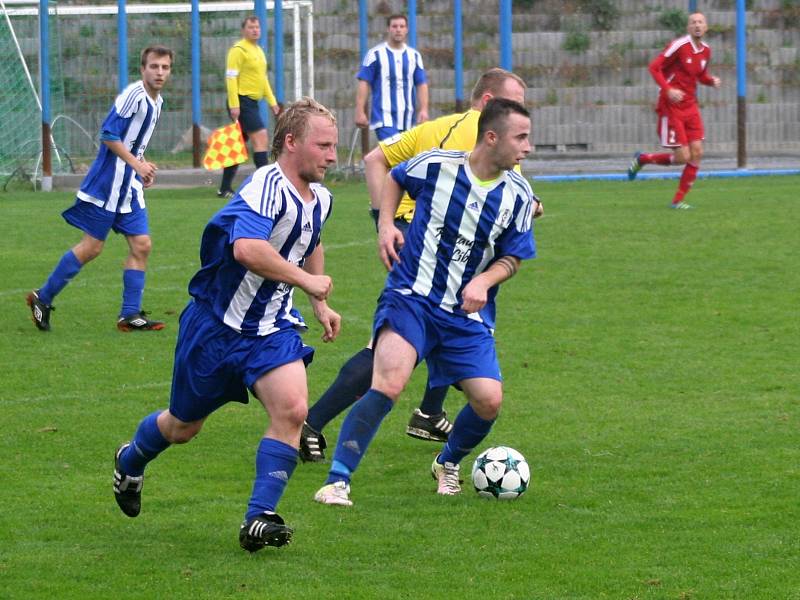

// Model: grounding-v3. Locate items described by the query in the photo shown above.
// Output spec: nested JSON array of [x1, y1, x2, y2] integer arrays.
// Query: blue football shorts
[[372, 289, 501, 388], [168, 301, 315, 422], [374, 126, 402, 141], [234, 95, 265, 134], [62, 200, 149, 241]]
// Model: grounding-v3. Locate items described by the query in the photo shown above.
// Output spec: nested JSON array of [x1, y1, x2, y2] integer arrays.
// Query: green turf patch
[[1, 177, 798, 598]]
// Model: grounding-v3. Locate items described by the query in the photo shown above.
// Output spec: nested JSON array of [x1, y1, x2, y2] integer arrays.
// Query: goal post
[[0, 1, 314, 186]]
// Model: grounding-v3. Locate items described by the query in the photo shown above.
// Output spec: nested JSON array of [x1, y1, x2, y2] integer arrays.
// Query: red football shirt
[[649, 35, 714, 115]]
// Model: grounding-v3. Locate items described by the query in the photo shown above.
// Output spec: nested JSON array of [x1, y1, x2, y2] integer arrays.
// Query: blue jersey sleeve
[[98, 106, 130, 142], [413, 53, 427, 85], [356, 55, 377, 82], [390, 159, 427, 201], [494, 191, 537, 261], [217, 197, 276, 244], [100, 86, 146, 141]]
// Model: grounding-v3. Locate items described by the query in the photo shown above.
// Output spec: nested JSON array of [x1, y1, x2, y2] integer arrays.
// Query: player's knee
[[472, 394, 503, 420], [691, 147, 704, 163], [284, 400, 308, 429], [75, 239, 104, 262], [131, 236, 153, 258], [371, 373, 404, 400], [163, 418, 203, 444]]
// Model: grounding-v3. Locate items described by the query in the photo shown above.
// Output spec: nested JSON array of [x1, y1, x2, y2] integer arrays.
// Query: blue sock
[[418, 382, 449, 415], [245, 438, 298, 520], [120, 411, 170, 476], [325, 389, 394, 485], [120, 269, 145, 318], [39, 250, 83, 305], [439, 403, 495, 466], [306, 347, 373, 432]]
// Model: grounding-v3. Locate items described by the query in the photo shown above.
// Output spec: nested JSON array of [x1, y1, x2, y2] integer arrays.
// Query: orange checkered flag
[[202, 122, 249, 170]]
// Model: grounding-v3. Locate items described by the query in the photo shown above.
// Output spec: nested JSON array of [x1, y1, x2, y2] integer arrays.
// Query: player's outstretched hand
[[303, 274, 333, 301], [378, 223, 404, 271], [314, 304, 341, 343]]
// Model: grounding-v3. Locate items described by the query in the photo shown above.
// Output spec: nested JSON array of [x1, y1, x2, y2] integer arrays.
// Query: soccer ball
[[471, 446, 530, 500]]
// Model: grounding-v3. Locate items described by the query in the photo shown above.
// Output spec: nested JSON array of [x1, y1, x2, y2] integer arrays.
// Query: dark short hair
[[242, 15, 259, 28], [140, 45, 173, 67], [387, 14, 408, 27], [476, 97, 530, 140]]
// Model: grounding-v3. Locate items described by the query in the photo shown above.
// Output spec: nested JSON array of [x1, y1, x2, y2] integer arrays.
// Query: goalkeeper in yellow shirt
[[299, 68, 543, 463], [218, 16, 281, 198]]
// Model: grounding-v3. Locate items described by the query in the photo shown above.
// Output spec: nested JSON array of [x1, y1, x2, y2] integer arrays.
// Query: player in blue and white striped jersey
[[26, 46, 173, 332], [113, 98, 341, 553], [355, 14, 429, 140], [314, 98, 537, 506], [188, 158, 334, 337], [381, 148, 536, 332]]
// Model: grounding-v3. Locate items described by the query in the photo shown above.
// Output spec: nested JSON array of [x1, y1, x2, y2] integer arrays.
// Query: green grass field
[[1, 175, 799, 599]]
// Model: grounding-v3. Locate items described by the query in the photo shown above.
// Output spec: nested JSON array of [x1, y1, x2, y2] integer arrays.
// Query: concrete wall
[[313, 0, 800, 156]]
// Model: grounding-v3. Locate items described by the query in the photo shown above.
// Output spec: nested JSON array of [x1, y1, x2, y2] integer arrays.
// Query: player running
[[314, 98, 538, 506], [113, 99, 341, 552], [627, 12, 721, 209], [27, 46, 173, 331]]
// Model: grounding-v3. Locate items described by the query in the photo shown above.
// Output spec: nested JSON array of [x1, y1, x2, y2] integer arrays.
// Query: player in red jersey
[[627, 13, 721, 209]]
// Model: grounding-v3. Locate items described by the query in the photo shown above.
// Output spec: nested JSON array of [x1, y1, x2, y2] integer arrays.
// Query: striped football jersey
[[387, 149, 537, 330], [77, 81, 162, 213], [188, 163, 334, 337], [357, 42, 426, 132]]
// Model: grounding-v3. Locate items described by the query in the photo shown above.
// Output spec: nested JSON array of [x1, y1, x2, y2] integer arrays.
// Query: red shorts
[[656, 104, 704, 147]]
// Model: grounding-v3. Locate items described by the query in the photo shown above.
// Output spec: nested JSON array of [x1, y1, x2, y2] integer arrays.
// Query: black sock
[[220, 165, 238, 193], [307, 347, 374, 432], [254, 151, 268, 168], [419, 383, 449, 415]]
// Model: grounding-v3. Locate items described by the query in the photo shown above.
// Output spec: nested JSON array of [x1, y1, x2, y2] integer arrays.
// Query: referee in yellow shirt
[[218, 16, 281, 198]]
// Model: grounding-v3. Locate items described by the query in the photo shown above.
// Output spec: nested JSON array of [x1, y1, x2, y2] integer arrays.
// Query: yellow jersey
[[378, 108, 522, 222], [380, 109, 504, 222], [225, 39, 278, 109]]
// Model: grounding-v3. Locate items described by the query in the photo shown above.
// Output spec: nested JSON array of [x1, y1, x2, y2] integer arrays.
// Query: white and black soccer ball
[[471, 446, 530, 500]]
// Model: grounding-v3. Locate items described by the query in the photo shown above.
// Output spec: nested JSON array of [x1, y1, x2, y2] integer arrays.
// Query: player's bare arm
[[460, 256, 521, 314], [233, 237, 332, 301], [303, 244, 341, 342], [364, 146, 391, 210], [416, 83, 430, 123], [354, 80, 370, 129], [103, 140, 157, 182], [377, 173, 405, 270]]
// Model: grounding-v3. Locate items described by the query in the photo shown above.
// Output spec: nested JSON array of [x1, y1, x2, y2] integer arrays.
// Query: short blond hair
[[271, 97, 337, 160], [470, 68, 527, 103]]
